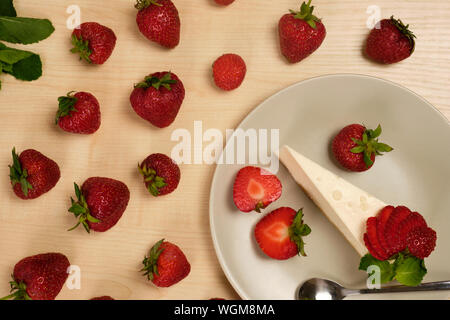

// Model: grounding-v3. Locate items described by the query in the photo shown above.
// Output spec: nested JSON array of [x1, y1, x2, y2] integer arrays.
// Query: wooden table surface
[[0, 0, 449, 300]]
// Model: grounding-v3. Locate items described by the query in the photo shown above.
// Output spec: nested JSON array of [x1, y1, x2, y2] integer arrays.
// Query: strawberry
[[138, 153, 180, 196], [376, 205, 395, 257], [212, 53, 247, 91], [90, 296, 114, 300], [397, 211, 427, 252], [214, 0, 234, 5], [55, 91, 101, 134], [1, 253, 70, 300], [384, 206, 412, 255], [406, 226, 437, 259], [365, 217, 389, 260], [365, 16, 416, 64], [141, 239, 191, 287], [232, 166, 282, 213], [130, 72, 185, 128], [9, 148, 60, 200], [135, 0, 180, 49], [254, 207, 311, 260], [68, 177, 130, 233], [278, 0, 326, 63], [71, 22, 116, 65], [332, 124, 393, 172]]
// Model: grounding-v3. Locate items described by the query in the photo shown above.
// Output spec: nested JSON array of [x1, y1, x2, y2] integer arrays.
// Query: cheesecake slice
[[278, 145, 386, 256]]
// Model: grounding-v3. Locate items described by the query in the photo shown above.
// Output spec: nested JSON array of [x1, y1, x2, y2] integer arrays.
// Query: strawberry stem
[[289, 0, 320, 29], [390, 16, 416, 54], [350, 124, 393, 168], [288, 209, 311, 256], [67, 182, 100, 233], [141, 239, 165, 281], [55, 91, 77, 124], [134, 72, 177, 90], [9, 147, 33, 197], [0, 277, 31, 300], [70, 34, 92, 63], [135, 0, 162, 10], [138, 164, 167, 196]]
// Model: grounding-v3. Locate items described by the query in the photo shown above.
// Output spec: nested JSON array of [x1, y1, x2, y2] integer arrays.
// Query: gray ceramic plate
[[209, 74, 450, 300]]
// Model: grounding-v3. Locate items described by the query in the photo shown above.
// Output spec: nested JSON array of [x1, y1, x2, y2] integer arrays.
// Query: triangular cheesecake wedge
[[278, 145, 386, 256]]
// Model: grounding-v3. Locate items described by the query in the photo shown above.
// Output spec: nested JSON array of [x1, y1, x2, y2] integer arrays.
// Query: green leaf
[[1, 60, 13, 73], [0, 0, 17, 17], [350, 146, 365, 153], [394, 256, 427, 286], [359, 254, 395, 284], [375, 142, 393, 153], [371, 124, 382, 139], [0, 16, 54, 44], [0, 48, 33, 64], [10, 53, 42, 81]]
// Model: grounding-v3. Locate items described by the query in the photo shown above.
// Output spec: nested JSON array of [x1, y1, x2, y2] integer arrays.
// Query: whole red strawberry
[[365, 17, 415, 64], [55, 91, 101, 134], [1, 253, 70, 300], [214, 0, 235, 6], [135, 0, 180, 48], [71, 22, 116, 64], [332, 124, 393, 172], [138, 153, 180, 196], [9, 148, 60, 199], [212, 53, 246, 91], [278, 0, 326, 63], [90, 296, 115, 300], [255, 207, 311, 260], [68, 177, 130, 233], [233, 166, 282, 213], [130, 71, 185, 128], [141, 239, 190, 287], [406, 226, 437, 259]]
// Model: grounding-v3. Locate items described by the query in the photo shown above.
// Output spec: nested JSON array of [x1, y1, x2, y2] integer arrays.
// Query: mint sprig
[[0, 1, 54, 89], [359, 252, 427, 287]]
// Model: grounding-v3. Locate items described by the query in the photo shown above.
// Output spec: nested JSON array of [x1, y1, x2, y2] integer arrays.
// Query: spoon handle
[[356, 280, 450, 295]]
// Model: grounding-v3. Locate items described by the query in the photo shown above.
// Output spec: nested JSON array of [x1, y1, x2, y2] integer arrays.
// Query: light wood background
[[0, 0, 448, 300]]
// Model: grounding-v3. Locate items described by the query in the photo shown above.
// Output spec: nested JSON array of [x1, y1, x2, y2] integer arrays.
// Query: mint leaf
[[0, 48, 33, 64], [10, 53, 41, 81], [0, 0, 17, 17], [394, 256, 427, 286], [0, 17, 54, 44], [359, 254, 395, 284]]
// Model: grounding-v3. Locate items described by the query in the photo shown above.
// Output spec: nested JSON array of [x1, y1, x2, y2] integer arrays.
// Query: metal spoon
[[297, 278, 450, 300]]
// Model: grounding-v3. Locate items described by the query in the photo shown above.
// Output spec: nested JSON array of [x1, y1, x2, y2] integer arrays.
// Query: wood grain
[[0, 0, 448, 300]]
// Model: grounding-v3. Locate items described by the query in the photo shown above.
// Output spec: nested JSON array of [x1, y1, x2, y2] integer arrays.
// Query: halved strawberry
[[397, 211, 427, 252], [363, 233, 385, 261], [376, 205, 395, 256], [384, 206, 412, 255], [233, 166, 282, 213], [365, 217, 389, 260], [254, 207, 311, 260]]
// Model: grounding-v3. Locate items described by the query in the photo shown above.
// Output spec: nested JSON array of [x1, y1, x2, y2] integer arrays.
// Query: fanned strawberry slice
[[397, 211, 427, 251], [376, 205, 395, 257], [363, 234, 385, 261], [254, 207, 311, 260], [233, 166, 282, 213], [365, 217, 389, 260], [384, 206, 412, 255]]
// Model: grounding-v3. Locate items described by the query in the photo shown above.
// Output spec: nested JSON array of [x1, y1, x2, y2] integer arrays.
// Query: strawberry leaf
[[289, 208, 311, 257]]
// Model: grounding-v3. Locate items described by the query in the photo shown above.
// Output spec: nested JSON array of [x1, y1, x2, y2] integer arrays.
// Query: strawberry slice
[[365, 217, 389, 260], [376, 205, 395, 256], [254, 207, 311, 260], [384, 206, 412, 255], [363, 233, 385, 261], [233, 166, 282, 213], [406, 226, 437, 259], [397, 211, 427, 252]]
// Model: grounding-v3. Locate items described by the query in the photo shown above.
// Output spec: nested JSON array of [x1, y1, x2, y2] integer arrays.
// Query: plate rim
[[208, 73, 449, 300]]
